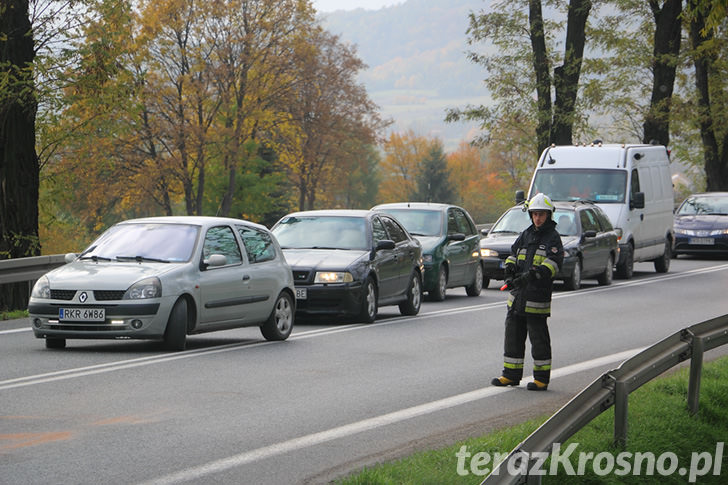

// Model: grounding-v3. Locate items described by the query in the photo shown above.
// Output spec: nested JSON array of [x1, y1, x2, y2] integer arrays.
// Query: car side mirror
[[630, 192, 645, 210], [202, 254, 227, 270], [515, 190, 525, 204], [583, 230, 597, 239], [447, 233, 465, 242], [64, 253, 78, 264], [375, 240, 395, 251]]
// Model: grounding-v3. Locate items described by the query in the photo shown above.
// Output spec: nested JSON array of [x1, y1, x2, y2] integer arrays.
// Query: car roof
[[372, 202, 459, 211], [684, 192, 728, 198], [511, 200, 599, 212], [280, 209, 374, 218], [117, 216, 268, 231]]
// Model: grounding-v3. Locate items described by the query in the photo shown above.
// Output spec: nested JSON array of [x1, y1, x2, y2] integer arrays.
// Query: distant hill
[[318, 0, 492, 151]]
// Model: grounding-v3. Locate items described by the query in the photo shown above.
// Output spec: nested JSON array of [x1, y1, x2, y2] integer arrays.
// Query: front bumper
[[28, 298, 172, 340], [293, 282, 364, 316], [674, 234, 728, 255]]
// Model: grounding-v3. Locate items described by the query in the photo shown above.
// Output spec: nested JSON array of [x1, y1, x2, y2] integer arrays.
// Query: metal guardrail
[[482, 314, 728, 484], [0, 254, 67, 286]]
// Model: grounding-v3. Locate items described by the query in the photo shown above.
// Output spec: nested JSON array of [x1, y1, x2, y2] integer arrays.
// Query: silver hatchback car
[[29, 216, 295, 350]]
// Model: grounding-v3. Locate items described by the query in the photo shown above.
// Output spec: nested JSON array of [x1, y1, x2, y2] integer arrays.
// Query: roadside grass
[[335, 356, 728, 484], [1, 309, 27, 320]]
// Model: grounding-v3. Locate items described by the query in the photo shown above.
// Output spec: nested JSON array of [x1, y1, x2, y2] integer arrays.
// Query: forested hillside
[[319, 0, 492, 149]]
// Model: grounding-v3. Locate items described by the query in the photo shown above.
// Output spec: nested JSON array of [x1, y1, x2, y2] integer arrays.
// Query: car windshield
[[81, 223, 200, 262], [490, 208, 577, 236], [377, 209, 442, 236], [677, 195, 728, 215], [530, 169, 627, 203], [273, 216, 368, 250], [490, 208, 531, 234]]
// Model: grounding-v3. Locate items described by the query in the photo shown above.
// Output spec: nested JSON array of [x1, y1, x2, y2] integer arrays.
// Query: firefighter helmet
[[527, 193, 555, 213]]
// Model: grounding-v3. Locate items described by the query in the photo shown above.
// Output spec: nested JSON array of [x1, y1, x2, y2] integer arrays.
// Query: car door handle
[[242, 275, 251, 281]]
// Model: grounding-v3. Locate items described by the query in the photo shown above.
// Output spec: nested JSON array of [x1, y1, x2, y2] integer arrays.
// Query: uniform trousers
[[501, 309, 552, 383]]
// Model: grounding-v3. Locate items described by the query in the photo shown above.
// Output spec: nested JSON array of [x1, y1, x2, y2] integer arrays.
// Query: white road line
[[138, 347, 643, 485]]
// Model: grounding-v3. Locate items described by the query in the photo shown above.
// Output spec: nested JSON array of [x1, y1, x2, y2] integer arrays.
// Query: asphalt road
[[2, 256, 727, 484]]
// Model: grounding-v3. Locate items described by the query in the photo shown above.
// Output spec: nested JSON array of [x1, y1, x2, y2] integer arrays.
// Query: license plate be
[[59, 308, 106, 322], [295, 288, 307, 300], [689, 237, 714, 245]]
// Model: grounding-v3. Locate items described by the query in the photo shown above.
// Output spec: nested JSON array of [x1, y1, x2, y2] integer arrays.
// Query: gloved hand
[[504, 263, 516, 279], [509, 273, 529, 289]]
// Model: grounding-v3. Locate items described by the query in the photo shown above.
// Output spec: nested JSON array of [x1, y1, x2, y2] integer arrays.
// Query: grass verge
[[1, 309, 28, 320], [335, 356, 728, 484]]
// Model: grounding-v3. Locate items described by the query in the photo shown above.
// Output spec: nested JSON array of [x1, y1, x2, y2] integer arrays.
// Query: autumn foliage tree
[[280, 29, 386, 210], [34, 0, 383, 252]]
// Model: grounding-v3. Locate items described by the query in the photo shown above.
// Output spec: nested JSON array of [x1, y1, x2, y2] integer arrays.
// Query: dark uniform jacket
[[504, 218, 563, 316]]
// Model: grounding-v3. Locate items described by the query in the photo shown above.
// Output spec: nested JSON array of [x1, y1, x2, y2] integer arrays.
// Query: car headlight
[[710, 228, 728, 236], [123, 277, 162, 299], [422, 254, 433, 264], [480, 248, 499, 258], [31, 276, 51, 299], [674, 228, 688, 235], [314, 272, 354, 283]]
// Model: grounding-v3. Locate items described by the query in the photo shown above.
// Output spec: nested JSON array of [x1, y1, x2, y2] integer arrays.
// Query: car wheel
[[163, 298, 188, 351], [653, 239, 671, 273], [429, 265, 447, 301], [564, 259, 582, 291], [358, 277, 378, 323], [597, 253, 614, 286], [261, 292, 294, 341], [465, 263, 483, 296], [45, 337, 66, 349], [616, 244, 634, 279], [399, 272, 422, 316]]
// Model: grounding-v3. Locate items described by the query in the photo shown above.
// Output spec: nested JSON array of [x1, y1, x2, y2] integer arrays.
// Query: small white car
[[29, 216, 295, 350]]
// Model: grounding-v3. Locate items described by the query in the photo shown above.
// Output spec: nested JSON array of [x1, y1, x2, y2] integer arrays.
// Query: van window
[[630, 169, 640, 196], [531, 169, 627, 203]]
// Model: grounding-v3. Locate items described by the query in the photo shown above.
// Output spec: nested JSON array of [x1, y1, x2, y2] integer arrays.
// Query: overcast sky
[[312, 0, 402, 12]]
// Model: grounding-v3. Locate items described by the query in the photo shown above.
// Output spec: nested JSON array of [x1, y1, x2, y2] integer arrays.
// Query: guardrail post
[[613, 380, 628, 447], [687, 336, 705, 416]]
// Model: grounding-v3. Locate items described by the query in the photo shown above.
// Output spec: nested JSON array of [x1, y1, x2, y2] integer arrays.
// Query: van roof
[[538, 144, 668, 169]]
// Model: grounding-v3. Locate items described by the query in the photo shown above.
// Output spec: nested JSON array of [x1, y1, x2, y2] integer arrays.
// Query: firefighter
[[491, 193, 563, 391]]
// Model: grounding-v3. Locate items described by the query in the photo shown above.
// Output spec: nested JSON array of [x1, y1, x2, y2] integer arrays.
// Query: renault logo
[[79, 292, 88, 303]]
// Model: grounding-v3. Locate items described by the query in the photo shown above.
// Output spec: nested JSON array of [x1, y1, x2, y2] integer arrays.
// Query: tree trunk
[[689, 0, 728, 191], [529, 0, 552, 155], [642, 0, 682, 147], [551, 0, 591, 146], [0, 0, 40, 311]]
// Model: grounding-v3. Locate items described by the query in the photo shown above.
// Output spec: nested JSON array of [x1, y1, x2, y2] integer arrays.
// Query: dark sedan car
[[480, 201, 619, 290], [673, 192, 728, 257], [271, 210, 423, 322], [372, 202, 483, 301]]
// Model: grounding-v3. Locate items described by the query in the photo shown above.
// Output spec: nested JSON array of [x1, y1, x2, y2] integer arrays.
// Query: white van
[[518, 143, 674, 278]]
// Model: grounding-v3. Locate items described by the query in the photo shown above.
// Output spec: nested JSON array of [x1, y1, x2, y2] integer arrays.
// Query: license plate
[[689, 237, 714, 245], [499, 260, 505, 269], [59, 308, 106, 322], [295, 288, 307, 300]]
